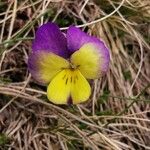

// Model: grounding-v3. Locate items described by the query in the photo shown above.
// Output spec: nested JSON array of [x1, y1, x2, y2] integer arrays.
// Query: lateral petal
[[71, 43, 110, 79], [28, 50, 70, 85]]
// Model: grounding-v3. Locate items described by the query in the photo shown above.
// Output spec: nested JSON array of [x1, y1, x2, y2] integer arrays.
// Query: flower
[[28, 22, 110, 105]]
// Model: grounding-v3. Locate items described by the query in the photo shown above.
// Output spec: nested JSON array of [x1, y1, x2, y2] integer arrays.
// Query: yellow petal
[[71, 43, 106, 79], [71, 69, 91, 104], [47, 69, 91, 104], [47, 69, 71, 104]]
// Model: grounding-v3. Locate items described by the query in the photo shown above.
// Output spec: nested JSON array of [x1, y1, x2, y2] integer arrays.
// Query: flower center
[[69, 62, 80, 70], [62, 69, 79, 85]]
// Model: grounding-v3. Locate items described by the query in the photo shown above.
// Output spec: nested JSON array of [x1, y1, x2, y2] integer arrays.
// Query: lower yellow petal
[[47, 69, 71, 104], [71, 70, 91, 104], [47, 69, 91, 104]]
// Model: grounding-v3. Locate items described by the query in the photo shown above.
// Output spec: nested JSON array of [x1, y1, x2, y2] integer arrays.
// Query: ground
[[0, 0, 150, 150]]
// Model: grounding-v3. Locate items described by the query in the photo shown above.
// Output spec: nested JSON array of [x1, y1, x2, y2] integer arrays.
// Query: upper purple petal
[[32, 22, 69, 58], [67, 26, 106, 51], [67, 26, 97, 52]]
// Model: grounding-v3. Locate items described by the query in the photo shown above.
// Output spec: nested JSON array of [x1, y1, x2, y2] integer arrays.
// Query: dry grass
[[0, 0, 150, 149]]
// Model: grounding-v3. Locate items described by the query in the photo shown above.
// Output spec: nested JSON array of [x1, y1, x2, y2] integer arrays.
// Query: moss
[[98, 90, 110, 104], [0, 133, 9, 146], [123, 70, 132, 81]]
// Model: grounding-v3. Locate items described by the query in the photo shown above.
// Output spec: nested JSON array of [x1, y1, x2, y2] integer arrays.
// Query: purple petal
[[67, 26, 106, 51], [32, 22, 69, 58]]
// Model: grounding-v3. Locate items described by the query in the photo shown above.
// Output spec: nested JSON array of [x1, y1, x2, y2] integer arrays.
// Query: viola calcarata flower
[[28, 22, 110, 105]]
